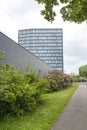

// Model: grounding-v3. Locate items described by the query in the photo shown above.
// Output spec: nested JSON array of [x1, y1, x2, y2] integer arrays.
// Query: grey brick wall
[[0, 32, 52, 76]]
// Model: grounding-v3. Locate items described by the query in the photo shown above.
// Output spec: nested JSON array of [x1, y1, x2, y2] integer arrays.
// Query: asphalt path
[[52, 83, 87, 130]]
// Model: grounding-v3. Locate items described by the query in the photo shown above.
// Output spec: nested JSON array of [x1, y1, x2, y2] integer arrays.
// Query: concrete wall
[[0, 32, 52, 76]]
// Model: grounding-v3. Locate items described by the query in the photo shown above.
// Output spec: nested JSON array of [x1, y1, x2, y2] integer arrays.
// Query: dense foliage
[[36, 0, 87, 23], [0, 84, 78, 130], [79, 65, 87, 78], [60, 0, 87, 23], [43, 70, 73, 92], [0, 52, 73, 118], [0, 64, 48, 118]]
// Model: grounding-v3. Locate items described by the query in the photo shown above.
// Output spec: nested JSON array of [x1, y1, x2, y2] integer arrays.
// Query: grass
[[0, 84, 79, 130]]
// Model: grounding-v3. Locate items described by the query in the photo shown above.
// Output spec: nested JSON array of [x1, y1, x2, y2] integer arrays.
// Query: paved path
[[52, 84, 87, 130]]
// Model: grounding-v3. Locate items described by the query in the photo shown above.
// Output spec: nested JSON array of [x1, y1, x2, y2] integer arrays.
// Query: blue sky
[[0, 0, 87, 74]]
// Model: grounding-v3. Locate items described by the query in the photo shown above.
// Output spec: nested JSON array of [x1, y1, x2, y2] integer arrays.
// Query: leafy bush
[[62, 73, 73, 88], [0, 64, 73, 118], [0, 84, 38, 116], [36, 79, 50, 93], [0, 64, 23, 85], [43, 70, 73, 92], [23, 71, 40, 84], [0, 64, 49, 118]]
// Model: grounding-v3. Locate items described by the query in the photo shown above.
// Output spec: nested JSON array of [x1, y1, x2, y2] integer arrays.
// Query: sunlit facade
[[18, 28, 63, 71]]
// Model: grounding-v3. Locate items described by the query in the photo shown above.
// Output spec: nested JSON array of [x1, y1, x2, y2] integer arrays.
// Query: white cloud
[[0, 0, 87, 74]]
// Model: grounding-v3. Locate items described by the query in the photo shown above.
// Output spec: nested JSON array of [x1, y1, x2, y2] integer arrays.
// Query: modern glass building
[[18, 28, 63, 71]]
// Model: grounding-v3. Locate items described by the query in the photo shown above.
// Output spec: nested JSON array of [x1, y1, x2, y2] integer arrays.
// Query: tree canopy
[[35, 0, 87, 23], [79, 65, 87, 78]]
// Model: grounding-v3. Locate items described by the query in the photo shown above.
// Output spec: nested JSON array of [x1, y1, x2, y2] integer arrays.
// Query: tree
[[79, 65, 87, 78], [35, 0, 87, 23]]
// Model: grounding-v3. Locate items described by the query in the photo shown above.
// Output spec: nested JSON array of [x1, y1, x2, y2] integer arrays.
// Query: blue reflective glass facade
[[18, 28, 63, 71]]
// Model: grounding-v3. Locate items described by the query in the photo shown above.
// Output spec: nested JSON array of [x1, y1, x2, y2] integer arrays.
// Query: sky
[[0, 0, 87, 74]]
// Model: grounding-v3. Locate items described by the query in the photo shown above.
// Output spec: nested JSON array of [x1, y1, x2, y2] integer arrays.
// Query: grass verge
[[0, 84, 79, 130]]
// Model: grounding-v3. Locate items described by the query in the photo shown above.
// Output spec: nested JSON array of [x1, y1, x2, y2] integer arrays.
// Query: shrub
[[0, 83, 38, 117], [23, 71, 40, 84], [62, 73, 73, 88], [0, 85, 16, 117], [36, 79, 50, 93], [0, 64, 23, 85], [0, 64, 49, 118], [43, 70, 73, 92]]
